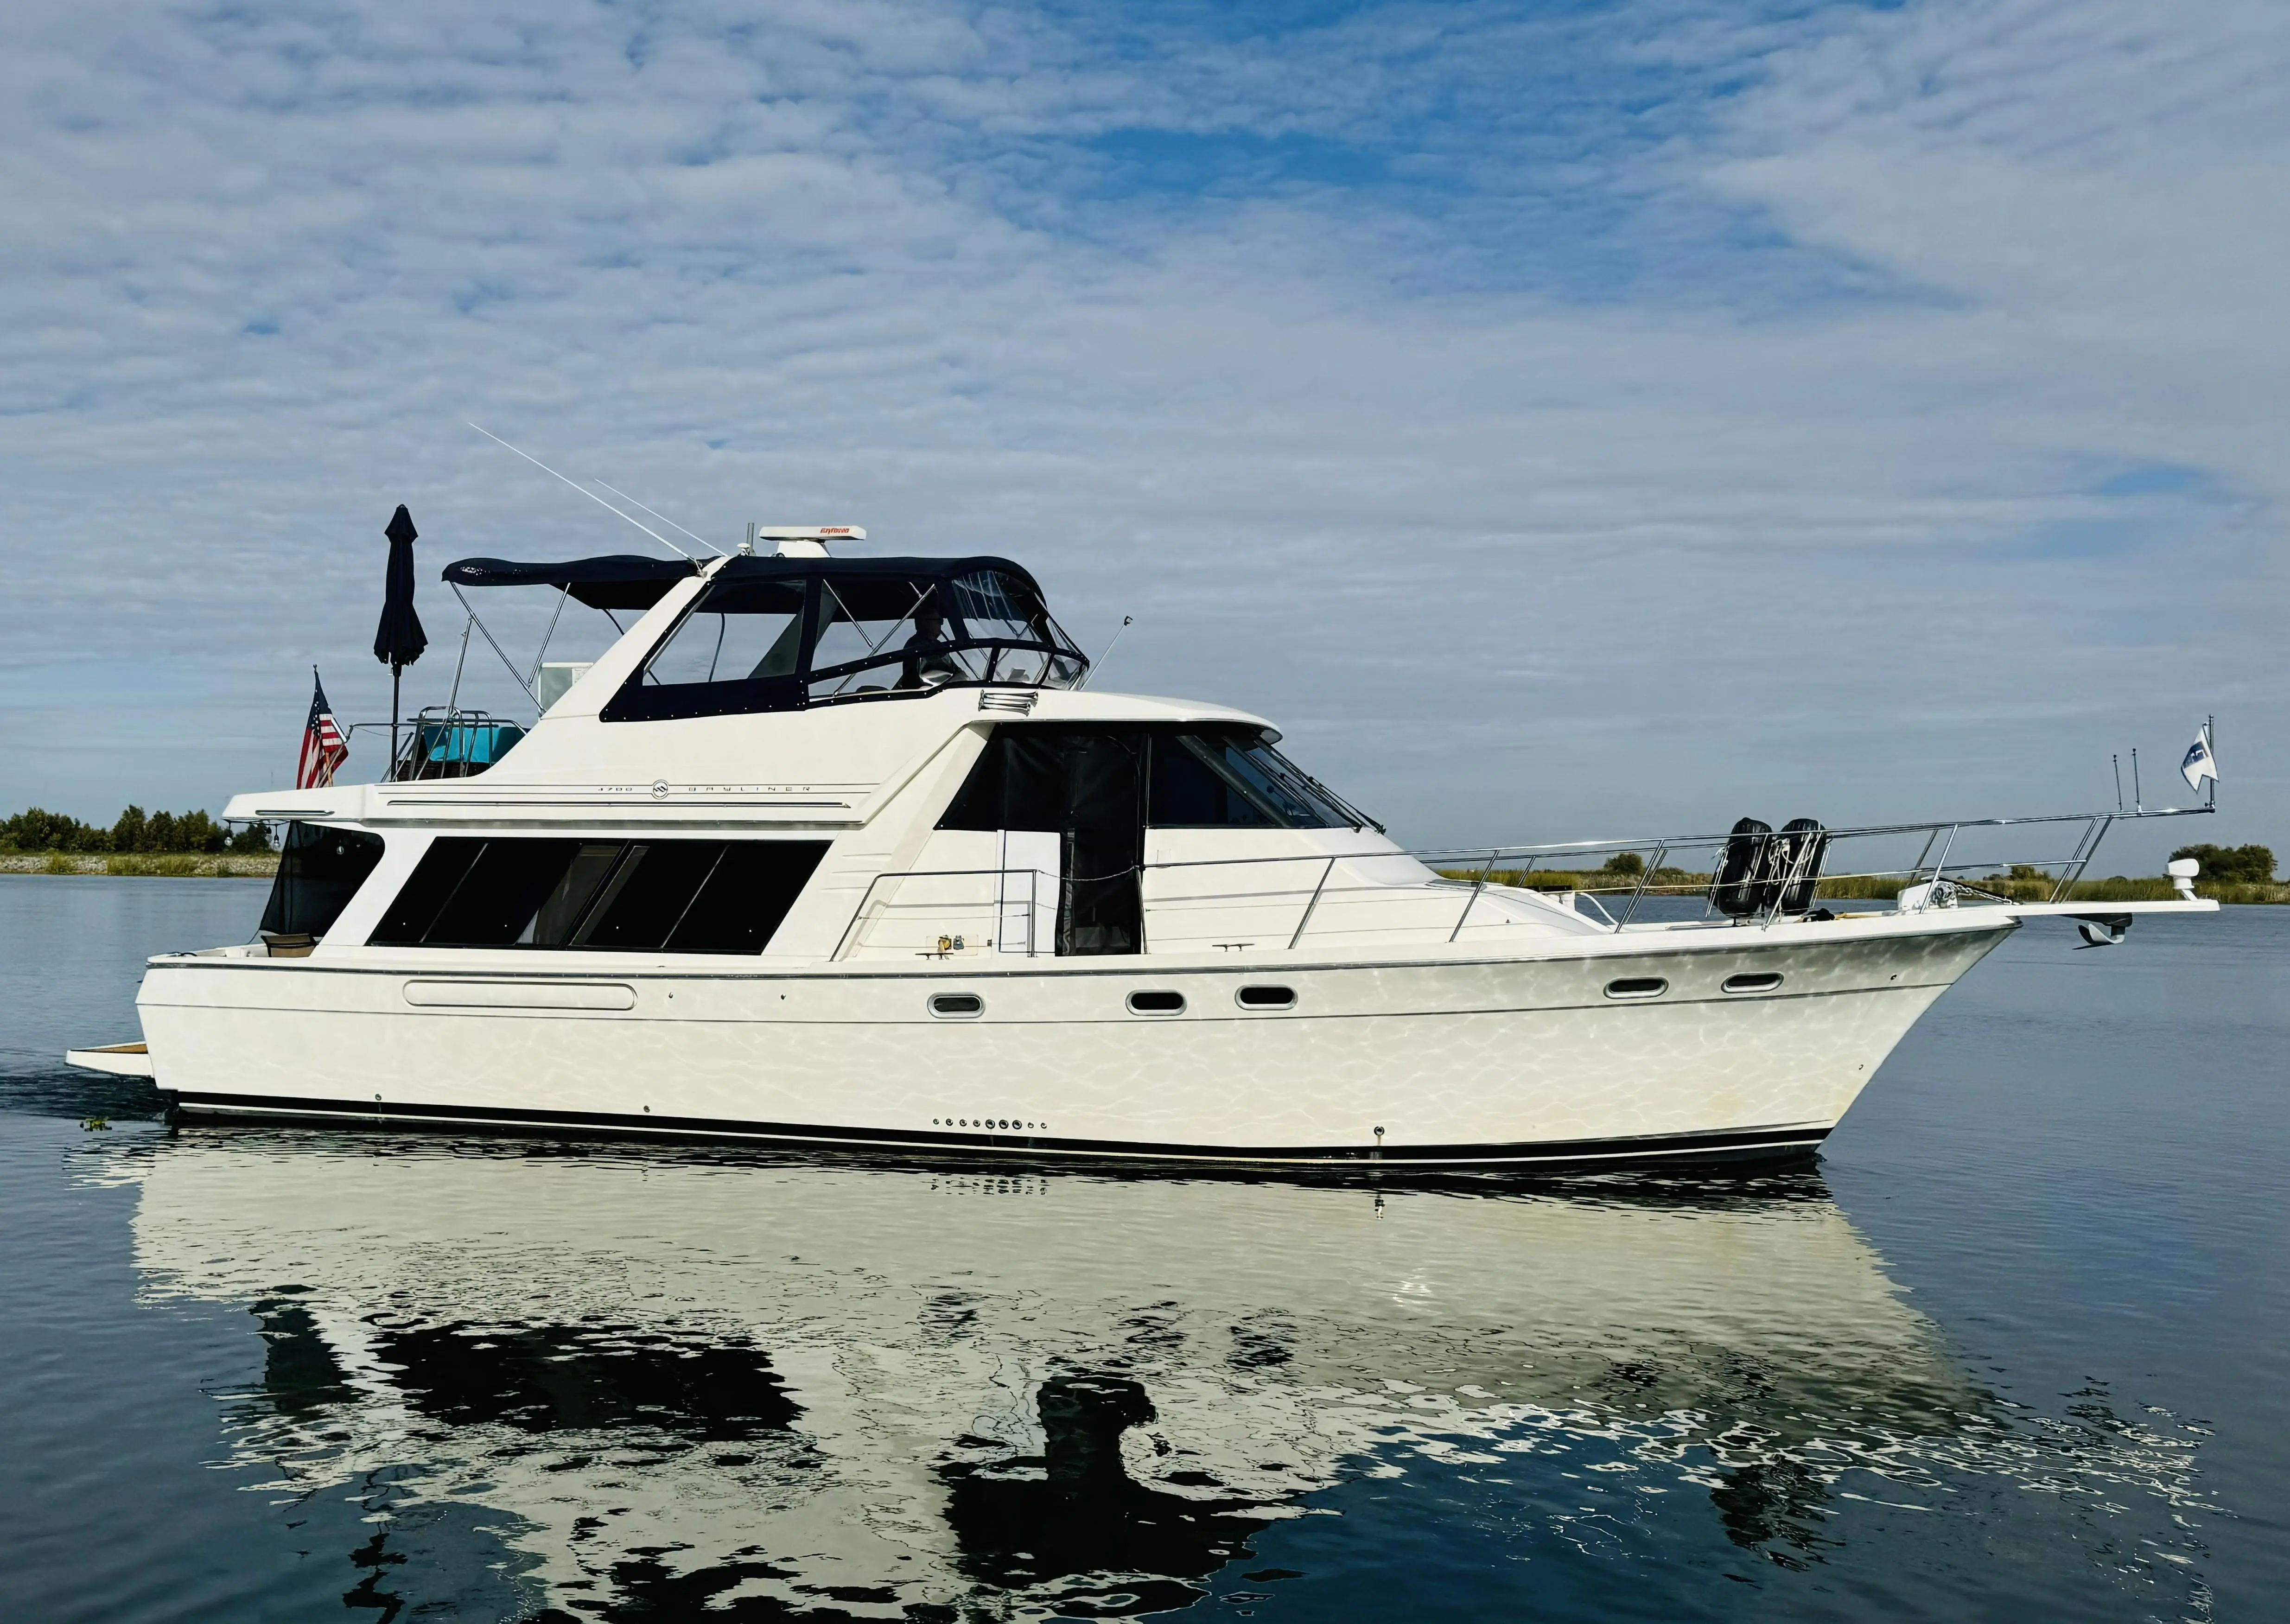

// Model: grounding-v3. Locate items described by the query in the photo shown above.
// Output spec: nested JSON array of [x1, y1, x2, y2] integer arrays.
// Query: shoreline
[[1, 853, 280, 878]]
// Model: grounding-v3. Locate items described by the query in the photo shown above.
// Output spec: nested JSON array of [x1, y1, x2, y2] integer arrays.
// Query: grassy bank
[[0, 852, 280, 878]]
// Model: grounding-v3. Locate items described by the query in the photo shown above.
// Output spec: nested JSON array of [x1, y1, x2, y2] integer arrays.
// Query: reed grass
[[0, 852, 280, 878]]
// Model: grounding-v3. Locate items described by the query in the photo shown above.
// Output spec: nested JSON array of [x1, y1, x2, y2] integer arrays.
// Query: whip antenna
[[592, 480, 726, 557], [465, 423, 691, 560]]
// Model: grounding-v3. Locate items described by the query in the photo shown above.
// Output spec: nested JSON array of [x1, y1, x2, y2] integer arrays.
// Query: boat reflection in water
[[127, 1135, 2029, 1615]]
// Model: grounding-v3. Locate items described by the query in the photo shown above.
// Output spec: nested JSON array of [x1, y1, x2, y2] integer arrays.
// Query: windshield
[[608, 565, 1088, 723]]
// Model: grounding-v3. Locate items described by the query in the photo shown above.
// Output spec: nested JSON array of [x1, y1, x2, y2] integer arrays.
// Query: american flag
[[298, 670, 349, 789]]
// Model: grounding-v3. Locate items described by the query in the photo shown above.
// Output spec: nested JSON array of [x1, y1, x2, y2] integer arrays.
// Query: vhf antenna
[[592, 479, 727, 557], [2112, 753, 2124, 813], [1075, 615, 1133, 691], [466, 423, 693, 560]]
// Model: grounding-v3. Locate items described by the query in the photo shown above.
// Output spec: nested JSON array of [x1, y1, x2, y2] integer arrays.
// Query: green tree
[[111, 805, 146, 852], [2170, 843, 2277, 885], [227, 821, 276, 853], [1600, 851, 1646, 878]]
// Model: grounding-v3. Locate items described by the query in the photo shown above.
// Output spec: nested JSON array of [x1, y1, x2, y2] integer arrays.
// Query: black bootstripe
[[168, 1090, 1827, 1169]]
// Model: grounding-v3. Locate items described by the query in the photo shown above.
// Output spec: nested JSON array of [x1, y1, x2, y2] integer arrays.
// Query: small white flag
[[2181, 724, 2218, 791]]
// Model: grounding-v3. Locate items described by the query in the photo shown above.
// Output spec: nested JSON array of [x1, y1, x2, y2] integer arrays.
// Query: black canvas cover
[[442, 554, 700, 610]]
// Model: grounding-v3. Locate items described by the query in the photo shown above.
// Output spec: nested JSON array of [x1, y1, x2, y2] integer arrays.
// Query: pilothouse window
[[602, 558, 1088, 723], [640, 585, 803, 687], [370, 837, 827, 954]]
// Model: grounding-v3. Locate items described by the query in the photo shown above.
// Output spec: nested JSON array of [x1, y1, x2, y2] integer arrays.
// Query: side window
[[1146, 731, 1358, 829], [604, 579, 810, 722], [369, 838, 828, 954], [809, 580, 949, 699], [259, 822, 386, 940], [1148, 736, 1273, 828], [642, 601, 803, 685]]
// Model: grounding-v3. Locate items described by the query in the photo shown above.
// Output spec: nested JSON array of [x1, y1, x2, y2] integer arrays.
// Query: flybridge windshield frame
[[599, 555, 1089, 723]]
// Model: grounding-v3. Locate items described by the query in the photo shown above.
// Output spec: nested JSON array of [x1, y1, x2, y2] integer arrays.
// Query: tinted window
[[577, 842, 725, 950], [1173, 732, 1355, 828], [369, 837, 827, 954], [259, 822, 386, 939], [428, 840, 583, 947], [669, 840, 827, 953], [1149, 736, 1272, 828], [947, 726, 1361, 833]]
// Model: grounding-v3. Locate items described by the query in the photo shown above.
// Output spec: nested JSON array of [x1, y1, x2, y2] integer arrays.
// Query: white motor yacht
[[69, 529, 2217, 1167]]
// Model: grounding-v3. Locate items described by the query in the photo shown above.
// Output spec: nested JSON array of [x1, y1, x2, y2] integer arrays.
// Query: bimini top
[[445, 554, 700, 610], [445, 552, 1089, 721]]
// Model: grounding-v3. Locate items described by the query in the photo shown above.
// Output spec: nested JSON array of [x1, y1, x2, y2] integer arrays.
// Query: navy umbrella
[[374, 504, 427, 769]]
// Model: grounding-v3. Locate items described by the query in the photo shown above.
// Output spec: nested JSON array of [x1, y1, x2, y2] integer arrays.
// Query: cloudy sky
[[3, 0, 2283, 867]]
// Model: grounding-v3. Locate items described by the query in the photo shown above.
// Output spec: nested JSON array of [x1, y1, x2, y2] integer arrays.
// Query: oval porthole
[[1722, 972, 1784, 994], [1604, 977, 1668, 1000], [1236, 985, 1297, 1010], [929, 992, 984, 1019], [1127, 990, 1186, 1016]]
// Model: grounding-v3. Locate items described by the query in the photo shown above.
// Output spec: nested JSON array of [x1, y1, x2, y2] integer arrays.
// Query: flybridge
[[748, 525, 865, 558]]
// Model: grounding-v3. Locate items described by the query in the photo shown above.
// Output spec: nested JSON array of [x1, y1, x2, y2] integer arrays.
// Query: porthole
[[929, 993, 984, 1019], [1127, 989, 1186, 1016], [1603, 976, 1668, 1000], [1236, 985, 1297, 1010], [1722, 972, 1784, 995]]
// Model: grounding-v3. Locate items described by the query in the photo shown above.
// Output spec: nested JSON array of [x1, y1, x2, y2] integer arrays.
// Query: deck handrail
[[829, 803, 2214, 956]]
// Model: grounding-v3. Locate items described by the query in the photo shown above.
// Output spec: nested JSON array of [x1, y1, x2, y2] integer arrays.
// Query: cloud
[[0, 0, 2282, 868]]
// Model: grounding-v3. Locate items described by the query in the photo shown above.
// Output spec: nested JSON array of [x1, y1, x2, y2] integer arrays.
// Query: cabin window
[[1722, 971, 1784, 994], [1171, 731, 1355, 829], [1126, 989, 1186, 1015], [1236, 985, 1296, 1010], [258, 822, 386, 941], [944, 726, 1364, 835], [928, 992, 984, 1018], [1148, 735, 1275, 828], [369, 837, 827, 953], [1603, 976, 1669, 1000]]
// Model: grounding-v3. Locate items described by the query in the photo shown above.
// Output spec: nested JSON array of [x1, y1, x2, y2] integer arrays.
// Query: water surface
[[1, 876, 2283, 1621]]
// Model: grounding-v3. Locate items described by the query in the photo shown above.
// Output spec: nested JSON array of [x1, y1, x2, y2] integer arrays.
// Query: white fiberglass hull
[[135, 911, 2016, 1168]]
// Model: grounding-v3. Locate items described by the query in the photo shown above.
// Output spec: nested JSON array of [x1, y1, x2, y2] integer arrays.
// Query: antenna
[[2112, 753, 2124, 813], [1075, 615, 1132, 692], [592, 480, 727, 557], [2132, 747, 2142, 812], [465, 424, 692, 560]]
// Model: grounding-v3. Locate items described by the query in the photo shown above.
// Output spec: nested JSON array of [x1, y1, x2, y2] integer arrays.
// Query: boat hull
[[135, 916, 2015, 1168]]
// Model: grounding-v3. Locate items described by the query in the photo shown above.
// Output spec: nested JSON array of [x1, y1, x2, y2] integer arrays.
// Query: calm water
[[2, 877, 2284, 1622]]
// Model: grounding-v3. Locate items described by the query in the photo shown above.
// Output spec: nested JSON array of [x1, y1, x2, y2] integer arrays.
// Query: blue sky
[[2, 0, 2284, 866]]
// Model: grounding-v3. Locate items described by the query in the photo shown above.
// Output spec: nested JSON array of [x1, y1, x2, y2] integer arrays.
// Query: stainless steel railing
[[832, 803, 2216, 957]]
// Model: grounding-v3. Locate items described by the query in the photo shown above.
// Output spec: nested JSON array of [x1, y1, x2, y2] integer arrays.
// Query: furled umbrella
[[373, 504, 427, 772]]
